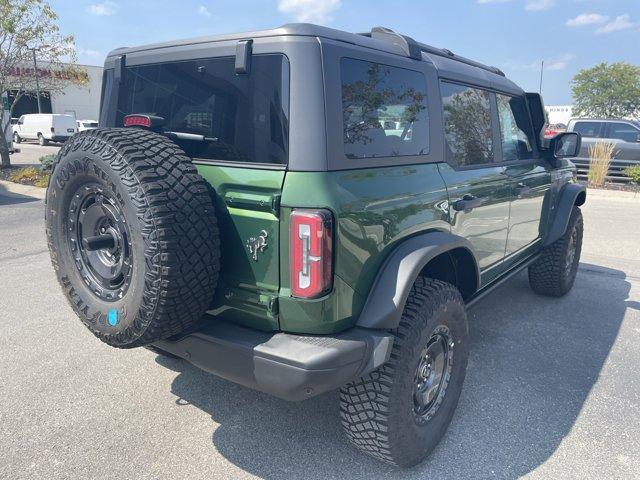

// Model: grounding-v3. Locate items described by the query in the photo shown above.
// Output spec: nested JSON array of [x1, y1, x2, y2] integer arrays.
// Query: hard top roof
[[106, 23, 523, 95]]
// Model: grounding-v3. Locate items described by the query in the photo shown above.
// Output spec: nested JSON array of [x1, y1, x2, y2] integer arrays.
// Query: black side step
[[467, 254, 540, 309]]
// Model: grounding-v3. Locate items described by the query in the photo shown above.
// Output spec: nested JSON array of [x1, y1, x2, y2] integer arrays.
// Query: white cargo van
[[12, 114, 77, 145]]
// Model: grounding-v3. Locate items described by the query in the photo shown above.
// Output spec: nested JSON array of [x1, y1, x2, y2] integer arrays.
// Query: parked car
[[76, 119, 99, 132], [12, 113, 77, 146], [544, 122, 567, 138], [567, 118, 640, 183], [45, 24, 585, 467]]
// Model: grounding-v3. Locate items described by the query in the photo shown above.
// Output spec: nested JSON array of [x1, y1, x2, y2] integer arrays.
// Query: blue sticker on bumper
[[107, 308, 119, 326]]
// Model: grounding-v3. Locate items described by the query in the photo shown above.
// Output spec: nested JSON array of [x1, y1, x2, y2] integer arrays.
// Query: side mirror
[[549, 132, 581, 159]]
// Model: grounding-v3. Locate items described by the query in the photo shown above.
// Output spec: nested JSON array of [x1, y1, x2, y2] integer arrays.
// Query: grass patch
[[6, 166, 50, 188]]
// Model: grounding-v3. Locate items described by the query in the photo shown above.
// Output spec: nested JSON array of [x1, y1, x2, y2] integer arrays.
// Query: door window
[[340, 58, 429, 159], [496, 94, 534, 161], [117, 55, 290, 164], [607, 122, 640, 143], [440, 82, 494, 167], [573, 121, 602, 138]]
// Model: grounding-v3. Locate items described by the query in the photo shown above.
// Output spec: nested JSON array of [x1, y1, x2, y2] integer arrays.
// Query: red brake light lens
[[123, 115, 152, 128], [290, 209, 333, 298]]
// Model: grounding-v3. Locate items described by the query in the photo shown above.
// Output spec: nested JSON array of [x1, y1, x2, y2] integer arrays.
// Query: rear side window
[[117, 55, 289, 164], [340, 58, 429, 159], [441, 82, 493, 167], [573, 121, 602, 138], [607, 122, 640, 143], [496, 94, 534, 161]]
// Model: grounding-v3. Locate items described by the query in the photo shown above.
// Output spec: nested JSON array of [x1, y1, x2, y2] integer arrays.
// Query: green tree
[[571, 62, 640, 119], [0, 0, 87, 168]]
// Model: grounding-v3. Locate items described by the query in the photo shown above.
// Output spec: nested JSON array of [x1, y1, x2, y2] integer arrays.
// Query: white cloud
[[525, 0, 555, 12], [595, 14, 636, 34], [546, 53, 575, 71], [504, 53, 574, 72], [278, 0, 341, 23], [566, 13, 609, 27], [197, 5, 211, 17], [75, 47, 102, 58], [87, 1, 118, 16]]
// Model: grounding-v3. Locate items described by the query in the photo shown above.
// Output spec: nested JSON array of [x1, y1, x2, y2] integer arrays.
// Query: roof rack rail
[[361, 26, 505, 77]]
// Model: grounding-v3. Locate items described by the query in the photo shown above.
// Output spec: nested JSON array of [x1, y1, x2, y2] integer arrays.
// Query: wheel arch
[[544, 183, 586, 247], [356, 231, 480, 330]]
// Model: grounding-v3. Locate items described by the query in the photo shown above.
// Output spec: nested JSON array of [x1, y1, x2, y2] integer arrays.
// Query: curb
[[0, 179, 46, 200]]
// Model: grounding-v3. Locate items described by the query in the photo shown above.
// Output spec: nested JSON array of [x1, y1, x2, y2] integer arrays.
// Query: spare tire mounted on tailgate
[[46, 128, 220, 348]]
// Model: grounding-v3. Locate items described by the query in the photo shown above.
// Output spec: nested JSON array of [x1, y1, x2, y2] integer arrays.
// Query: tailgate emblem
[[246, 230, 268, 261]]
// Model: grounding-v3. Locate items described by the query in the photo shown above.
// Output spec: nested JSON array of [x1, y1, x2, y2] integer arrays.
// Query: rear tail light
[[123, 114, 165, 129], [290, 209, 333, 298], [123, 114, 152, 128]]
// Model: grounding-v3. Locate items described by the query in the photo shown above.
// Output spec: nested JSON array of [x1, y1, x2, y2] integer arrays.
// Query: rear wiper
[[164, 131, 218, 142]]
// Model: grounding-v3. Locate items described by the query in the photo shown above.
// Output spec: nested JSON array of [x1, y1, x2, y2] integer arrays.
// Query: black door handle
[[513, 183, 532, 197], [452, 194, 483, 212]]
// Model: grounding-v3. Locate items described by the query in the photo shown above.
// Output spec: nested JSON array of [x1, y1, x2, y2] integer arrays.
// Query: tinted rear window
[[117, 54, 289, 164], [573, 121, 601, 138], [340, 58, 429, 159]]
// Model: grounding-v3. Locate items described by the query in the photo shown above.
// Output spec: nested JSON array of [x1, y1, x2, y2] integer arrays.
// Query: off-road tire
[[38, 133, 47, 146], [13, 132, 21, 144], [528, 206, 583, 297], [340, 278, 469, 467], [45, 128, 220, 348]]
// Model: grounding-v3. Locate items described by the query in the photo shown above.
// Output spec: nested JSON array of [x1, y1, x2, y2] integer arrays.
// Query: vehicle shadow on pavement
[[0, 183, 41, 206], [160, 263, 630, 480]]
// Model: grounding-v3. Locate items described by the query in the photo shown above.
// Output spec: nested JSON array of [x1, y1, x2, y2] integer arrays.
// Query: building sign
[[8, 66, 89, 83]]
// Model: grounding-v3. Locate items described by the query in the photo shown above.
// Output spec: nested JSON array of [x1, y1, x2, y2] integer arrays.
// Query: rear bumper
[[153, 320, 394, 401]]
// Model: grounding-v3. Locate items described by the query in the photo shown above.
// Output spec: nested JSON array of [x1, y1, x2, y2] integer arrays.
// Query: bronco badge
[[246, 230, 268, 261]]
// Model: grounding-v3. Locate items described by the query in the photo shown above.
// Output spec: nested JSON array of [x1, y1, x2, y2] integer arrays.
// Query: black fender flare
[[543, 183, 586, 246], [356, 232, 480, 330]]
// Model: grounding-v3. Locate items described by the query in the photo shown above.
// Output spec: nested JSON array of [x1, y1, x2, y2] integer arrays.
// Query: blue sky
[[50, 0, 640, 104]]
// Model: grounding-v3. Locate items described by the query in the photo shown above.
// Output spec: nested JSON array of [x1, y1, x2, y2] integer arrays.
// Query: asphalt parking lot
[[10, 142, 62, 167], [1, 176, 639, 479]]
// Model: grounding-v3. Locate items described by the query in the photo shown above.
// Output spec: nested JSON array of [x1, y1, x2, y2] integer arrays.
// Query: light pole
[[28, 47, 43, 113], [539, 60, 544, 95]]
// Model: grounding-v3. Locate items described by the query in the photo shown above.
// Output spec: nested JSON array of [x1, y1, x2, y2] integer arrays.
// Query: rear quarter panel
[[279, 165, 450, 333]]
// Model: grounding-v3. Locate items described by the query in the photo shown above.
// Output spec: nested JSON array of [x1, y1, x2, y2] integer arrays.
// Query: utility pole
[[29, 47, 43, 113], [539, 60, 544, 95]]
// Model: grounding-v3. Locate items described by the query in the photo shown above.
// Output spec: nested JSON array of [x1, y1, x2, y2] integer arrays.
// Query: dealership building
[[5, 63, 103, 121], [545, 105, 574, 126]]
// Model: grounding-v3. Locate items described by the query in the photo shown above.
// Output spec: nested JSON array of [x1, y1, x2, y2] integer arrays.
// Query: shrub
[[587, 141, 615, 187], [624, 165, 640, 184], [39, 154, 57, 171], [9, 166, 50, 188]]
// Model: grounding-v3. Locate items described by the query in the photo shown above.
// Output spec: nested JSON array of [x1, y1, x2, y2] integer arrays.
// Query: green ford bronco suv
[[46, 24, 586, 466]]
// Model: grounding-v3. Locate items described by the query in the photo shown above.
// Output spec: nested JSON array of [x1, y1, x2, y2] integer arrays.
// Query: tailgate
[[197, 165, 285, 331]]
